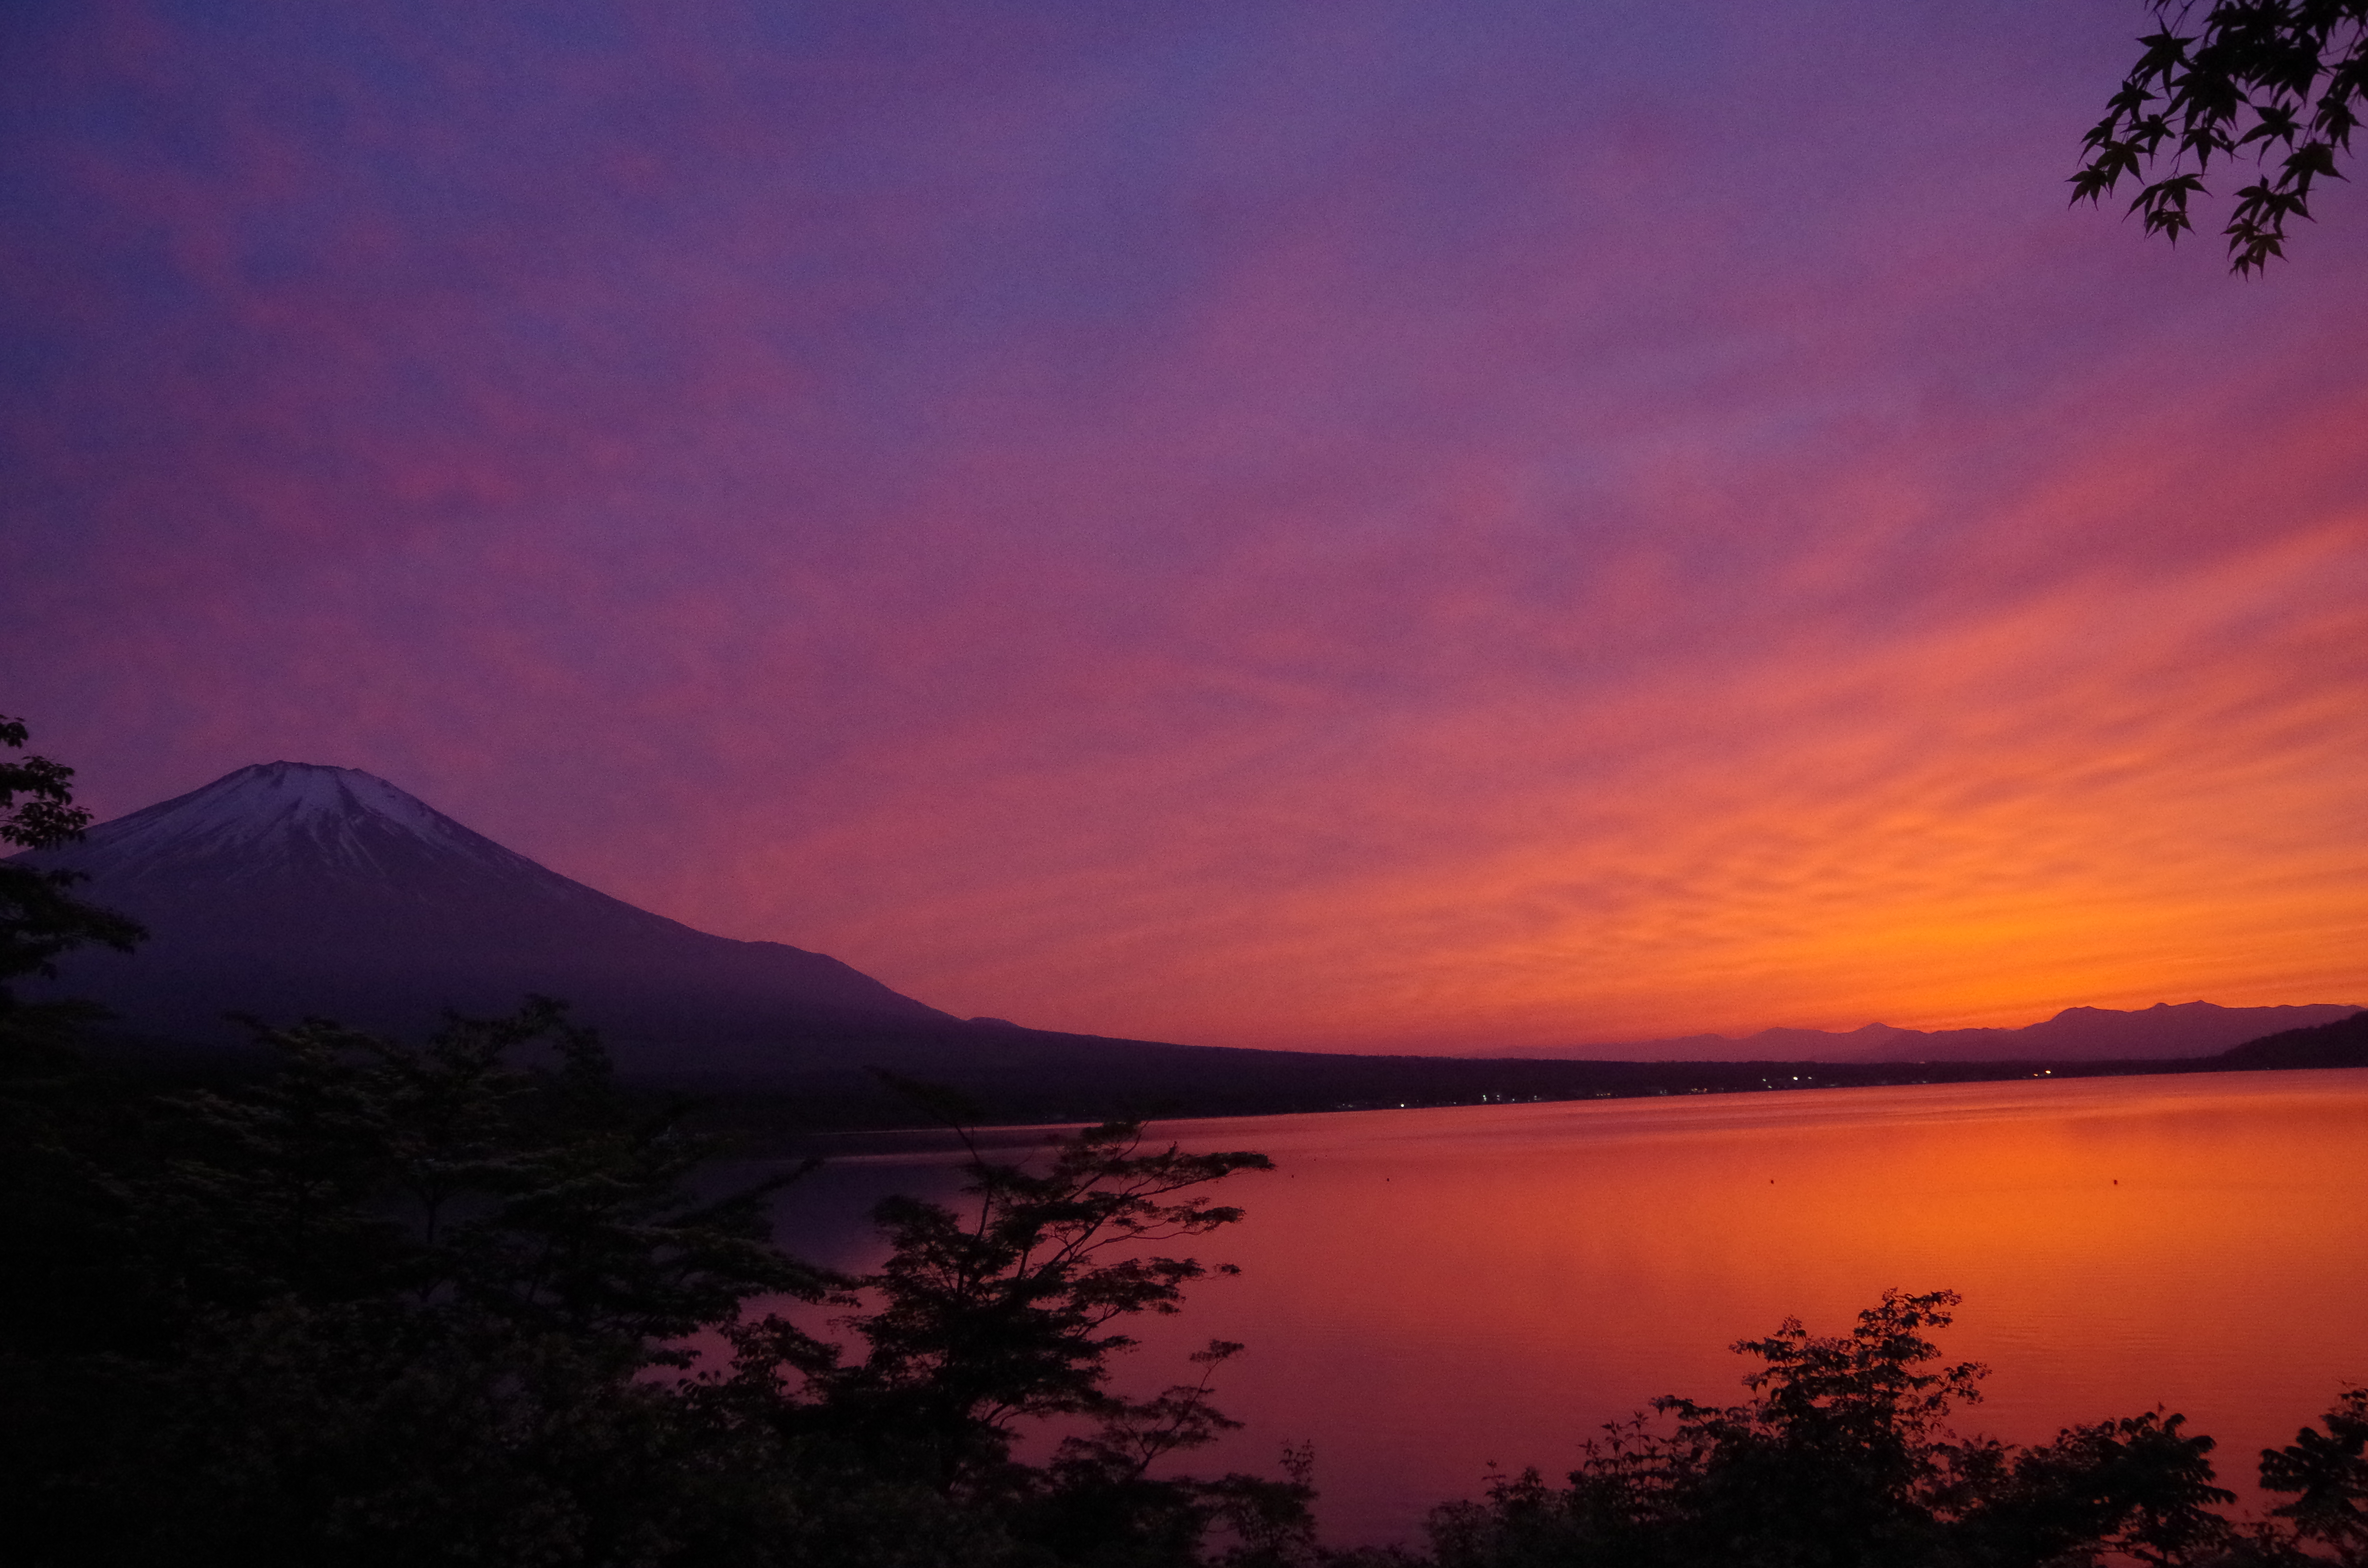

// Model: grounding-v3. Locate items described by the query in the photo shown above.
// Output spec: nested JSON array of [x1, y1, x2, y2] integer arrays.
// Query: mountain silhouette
[[15, 762, 2359, 1127], [13, 762, 962, 1073], [13, 762, 1392, 1114], [2217, 1007, 2368, 1070], [1491, 1000, 2364, 1064]]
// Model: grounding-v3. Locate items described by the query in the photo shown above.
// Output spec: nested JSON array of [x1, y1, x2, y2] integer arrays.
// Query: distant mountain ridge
[[13, 762, 959, 1074], [15, 761, 2359, 1127], [2219, 1008, 2368, 1070], [1490, 999, 2366, 1065]]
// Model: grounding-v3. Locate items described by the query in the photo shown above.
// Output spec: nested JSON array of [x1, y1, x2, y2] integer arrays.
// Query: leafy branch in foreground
[[2261, 1385, 2368, 1560], [0, 998, 826, 1567], [701, 1107, 1320, 1564], [1419, 1289, 2255, 1568], [158, 997, 827, 1342], [0, 714, 144, 1055], [2072, 1, 2367, 272]]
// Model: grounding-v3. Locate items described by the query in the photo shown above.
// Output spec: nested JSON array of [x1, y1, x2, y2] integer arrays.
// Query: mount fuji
[[13, 761, 974, 1079], [18, 762, 2364, 1125]]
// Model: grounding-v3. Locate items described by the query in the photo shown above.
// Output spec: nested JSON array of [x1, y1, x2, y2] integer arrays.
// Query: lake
[[765, 1067, 2368, 1548]]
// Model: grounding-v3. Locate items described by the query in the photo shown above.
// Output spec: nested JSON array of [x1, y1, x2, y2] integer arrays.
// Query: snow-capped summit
[[16, 761, 954, 1076], [50, 761, 544, 886]]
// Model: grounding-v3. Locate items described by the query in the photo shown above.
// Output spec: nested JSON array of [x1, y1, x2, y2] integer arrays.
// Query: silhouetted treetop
[[0, 715, 144, 1066], [2073, 1, 2368, 272], [1421, 1289, 2245, 1568]]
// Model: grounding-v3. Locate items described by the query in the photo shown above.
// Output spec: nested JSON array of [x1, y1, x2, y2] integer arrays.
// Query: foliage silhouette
[[2072, 1, 2368, 272], [695, 1095, 1320, 1566], [2, 1003, 1316, 1566], [1415, 1289, 2257, 1568], [0, 714, 145, 1055], [0, 998, 823, 1567], [11, 994, 2368, 1567], [2261, 1386, 2368, 1561]]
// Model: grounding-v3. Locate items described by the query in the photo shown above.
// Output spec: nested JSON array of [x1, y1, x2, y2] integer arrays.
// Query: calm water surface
[[766, 1068, 2368, 1547]]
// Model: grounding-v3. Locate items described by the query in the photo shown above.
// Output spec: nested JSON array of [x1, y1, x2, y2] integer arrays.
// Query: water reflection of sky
[[749, 1069, 2368, 1548]]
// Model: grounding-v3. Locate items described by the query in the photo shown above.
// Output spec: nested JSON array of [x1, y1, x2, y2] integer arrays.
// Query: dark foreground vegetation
[[1415, 1291, 2368, 1568], [9, 1006, 2368, 1568], [9, 722, 2368, 1566], [1, 997, 1322, 1566]]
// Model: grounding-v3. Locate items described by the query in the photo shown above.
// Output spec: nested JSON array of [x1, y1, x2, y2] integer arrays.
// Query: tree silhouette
[[1421, 1289, 2243, 1568], [700, 1101, 1316, 1565], [2072, 1, 2368, 272], [0, 715, 144, 1052], [0, 999, 826, 1567], [2261, 1385, 2368, 1560]]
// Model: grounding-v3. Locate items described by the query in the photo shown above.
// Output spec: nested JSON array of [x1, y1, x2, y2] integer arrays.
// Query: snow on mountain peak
[[182, 762, 443, 833], [38, 761, 532, 884]]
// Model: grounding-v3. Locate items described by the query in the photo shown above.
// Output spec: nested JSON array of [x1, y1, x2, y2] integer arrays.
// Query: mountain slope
[[19, 763, 2359, 1121], [15, 762, 957, 1072], [1884, 1001, 2368, 1063], [2218, 1009, 2368, 1070], [1484, 1000, 2366, 1064]]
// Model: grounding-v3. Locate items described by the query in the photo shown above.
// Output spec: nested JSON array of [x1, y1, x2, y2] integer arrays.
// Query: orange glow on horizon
[[747, 510, 2368, 1050], [12, 0, 2366, 1053]]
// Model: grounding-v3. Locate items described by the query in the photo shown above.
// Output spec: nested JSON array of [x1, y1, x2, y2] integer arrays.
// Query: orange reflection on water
[[1037, 1070, 2368, 1546]]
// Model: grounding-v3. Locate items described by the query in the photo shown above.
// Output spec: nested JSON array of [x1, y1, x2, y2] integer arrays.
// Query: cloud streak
[[5, 0, 2364, 1049]]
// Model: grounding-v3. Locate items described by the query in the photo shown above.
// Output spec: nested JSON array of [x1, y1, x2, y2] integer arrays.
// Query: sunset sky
[[5, 0, 2364, 1053]]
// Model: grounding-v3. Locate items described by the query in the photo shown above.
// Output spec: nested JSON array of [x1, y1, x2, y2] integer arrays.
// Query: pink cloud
[[6, 0, 2365, 1049]]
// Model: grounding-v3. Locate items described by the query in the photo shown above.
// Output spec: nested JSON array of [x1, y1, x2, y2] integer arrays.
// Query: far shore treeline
[[10, 720, 2368, 1568], [14, 753, 2362, 1142], [57, 1004, 2368, 1146], [671, 1016, 2368, 1147]]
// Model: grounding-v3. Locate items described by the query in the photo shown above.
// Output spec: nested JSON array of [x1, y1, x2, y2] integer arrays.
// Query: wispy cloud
[[5, 0, 2364, 1049]]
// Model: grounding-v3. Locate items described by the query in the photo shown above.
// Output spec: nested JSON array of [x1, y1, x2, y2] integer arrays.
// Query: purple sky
[[7, 0, 2366, 1051]]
